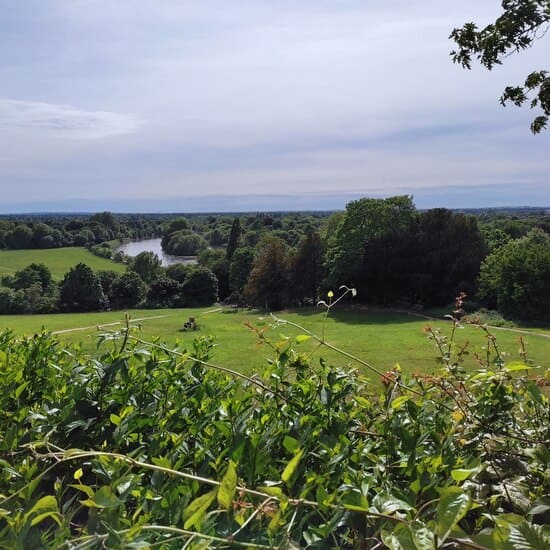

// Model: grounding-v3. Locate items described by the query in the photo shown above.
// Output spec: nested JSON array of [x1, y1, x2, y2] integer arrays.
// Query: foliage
[[244, 237, 290, 310], [478, 228, 550, 321], [325, 196, 416, 290], [181, 265, 219, 306], [229, 246, 256, 294], [0, 292, 549, 548], [58, 263, 108, 313], [289, 229, 325, 306], [146, 276, 184, 308], [226, 217, 241, 260], [129, 251, 162, 284], [163, 230, 208, 256], [451, 0, 550, 133], [108, 271, 148, 309]]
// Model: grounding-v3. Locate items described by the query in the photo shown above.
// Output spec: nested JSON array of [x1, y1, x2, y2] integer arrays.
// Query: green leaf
[[451, 463, 481, 481], [372, 493, 413, 514], [410, 522, 435, 550], [217, 460, 237, 510], [381, 524, 416, 550], [505, 362, 534, 372], [281, 449, 304, 485], [508, 521, 550, 549], [24, 495, 60, 526], [183, 489, 218, 530], [341, 492, 369, 512], [110, 413, 121, 426], [391, 396, 410, 410], [295, 334, 311, 344], [436, 487, 470, 543], [92, 487, 123, 509], [283, 435, 299, 454]]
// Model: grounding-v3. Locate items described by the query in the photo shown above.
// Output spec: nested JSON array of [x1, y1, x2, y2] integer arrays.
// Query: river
[[115, 238, 197, 267]]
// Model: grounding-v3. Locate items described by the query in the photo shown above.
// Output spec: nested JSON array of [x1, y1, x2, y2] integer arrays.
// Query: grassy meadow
[[1, 305, 548, 379], [0, 247, 125, 280]]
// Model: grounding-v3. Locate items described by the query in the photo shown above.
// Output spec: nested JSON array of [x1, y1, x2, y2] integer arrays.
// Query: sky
[[0, 0, 549, 213]]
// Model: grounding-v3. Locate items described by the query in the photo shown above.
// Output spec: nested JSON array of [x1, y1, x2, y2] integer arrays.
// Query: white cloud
[[0, 99, 142, 139]]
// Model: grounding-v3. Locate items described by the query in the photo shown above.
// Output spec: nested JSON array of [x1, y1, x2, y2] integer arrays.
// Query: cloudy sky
[[0, 1, 548, 213]]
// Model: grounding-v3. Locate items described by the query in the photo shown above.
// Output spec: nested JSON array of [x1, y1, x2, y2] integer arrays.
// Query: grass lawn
[[0, 247, 126, 280], [1, 306, 548, 379]]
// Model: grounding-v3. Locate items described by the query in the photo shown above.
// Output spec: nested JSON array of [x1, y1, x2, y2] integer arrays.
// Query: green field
[[0, 247, 126, 280], [1, 306, 548, 378]]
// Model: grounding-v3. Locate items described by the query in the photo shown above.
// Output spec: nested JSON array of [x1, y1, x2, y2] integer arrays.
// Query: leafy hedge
[[0, 308, 549, 548]]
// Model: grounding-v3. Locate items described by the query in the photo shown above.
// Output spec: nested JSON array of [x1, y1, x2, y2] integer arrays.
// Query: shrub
[[0, 310, 548, 548]]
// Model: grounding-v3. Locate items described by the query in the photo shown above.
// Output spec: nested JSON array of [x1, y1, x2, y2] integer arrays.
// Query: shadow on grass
[[281, 305, 444, 326]]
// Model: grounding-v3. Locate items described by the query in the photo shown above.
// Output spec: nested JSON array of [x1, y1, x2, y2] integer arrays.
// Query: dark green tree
[[451, 0, 550, 133], [109, 271, 148, 309], [325, 196, 416, 290], [244, 238, 289, 311], [6, 225, 33, 249], [181, 266, 219, 306], [59, 263, 107, 312], [147, 276, 184, 308], [290, 230, 324, 306], [226, 217, 241, 260], [229, 247, 256, 294], [130, 251, 162, 284]]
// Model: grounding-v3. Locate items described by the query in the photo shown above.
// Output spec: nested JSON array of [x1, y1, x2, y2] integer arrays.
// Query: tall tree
[[244, 238, 289, 311], [130, 251, 162, 284], [226, 217, 241, 260], [325, 196, 416, 289], [290, 230, 324, 306], [59, 263, 107, 312], [451, 1, 550, 133]]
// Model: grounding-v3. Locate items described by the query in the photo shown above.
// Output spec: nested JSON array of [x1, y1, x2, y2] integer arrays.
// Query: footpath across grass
[[1, 306, 548, 378], [0, 247, 125, 280]]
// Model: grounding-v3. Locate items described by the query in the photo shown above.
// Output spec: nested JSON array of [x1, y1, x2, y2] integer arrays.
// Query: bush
[[0, 313, 548, 548]]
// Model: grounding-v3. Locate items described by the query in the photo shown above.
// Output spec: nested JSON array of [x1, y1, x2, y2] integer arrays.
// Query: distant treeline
[[1, 201, 548, 321]]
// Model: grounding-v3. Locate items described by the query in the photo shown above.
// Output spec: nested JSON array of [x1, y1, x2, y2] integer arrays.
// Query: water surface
[[115, 238, 197, 267]]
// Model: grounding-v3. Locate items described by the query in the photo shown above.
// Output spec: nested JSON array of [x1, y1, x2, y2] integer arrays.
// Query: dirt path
[[52, 314, 174, 335], [393, 309, 550, 340]]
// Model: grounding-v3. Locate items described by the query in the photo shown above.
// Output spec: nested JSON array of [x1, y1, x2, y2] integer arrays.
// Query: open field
[[0, 247, 126, 280], [1, 306, 548, 378]]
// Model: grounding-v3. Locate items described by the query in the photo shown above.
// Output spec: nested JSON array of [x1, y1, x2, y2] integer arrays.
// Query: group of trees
[[1, 200, 548, 321], [0, 212, 165, 250], [0, 253, 219, 314]]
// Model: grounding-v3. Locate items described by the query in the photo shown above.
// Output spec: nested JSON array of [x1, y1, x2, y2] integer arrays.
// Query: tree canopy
[[451, 0, 550, 133]]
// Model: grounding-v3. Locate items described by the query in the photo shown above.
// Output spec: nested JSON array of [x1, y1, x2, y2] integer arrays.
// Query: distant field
[[0, 247, 126, 280], [1, 306, 548, 378]]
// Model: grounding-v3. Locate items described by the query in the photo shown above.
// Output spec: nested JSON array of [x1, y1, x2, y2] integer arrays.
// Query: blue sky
[[0, 1, 548, 213]]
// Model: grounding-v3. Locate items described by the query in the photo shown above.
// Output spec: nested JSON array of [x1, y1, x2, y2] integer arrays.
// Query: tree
[[408, 210, 487, 306], [244, 238, 289, 310], [478, 228, 550, 320], [198, 249, 229, 300], [229, 247, 256, 294], [59, 263, 108, 312], [226, 217, 241, 260], [163, 231, 208, 256], [147, 276, 184, 308], [130, 251, 162, 284], [451, 1, 550, 133], [109, 271, 147, 309], [181, 266, 218, 306], [289, 230, 324, 306], [325, 196, 416, 290], [6, 225, 33, 249]]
